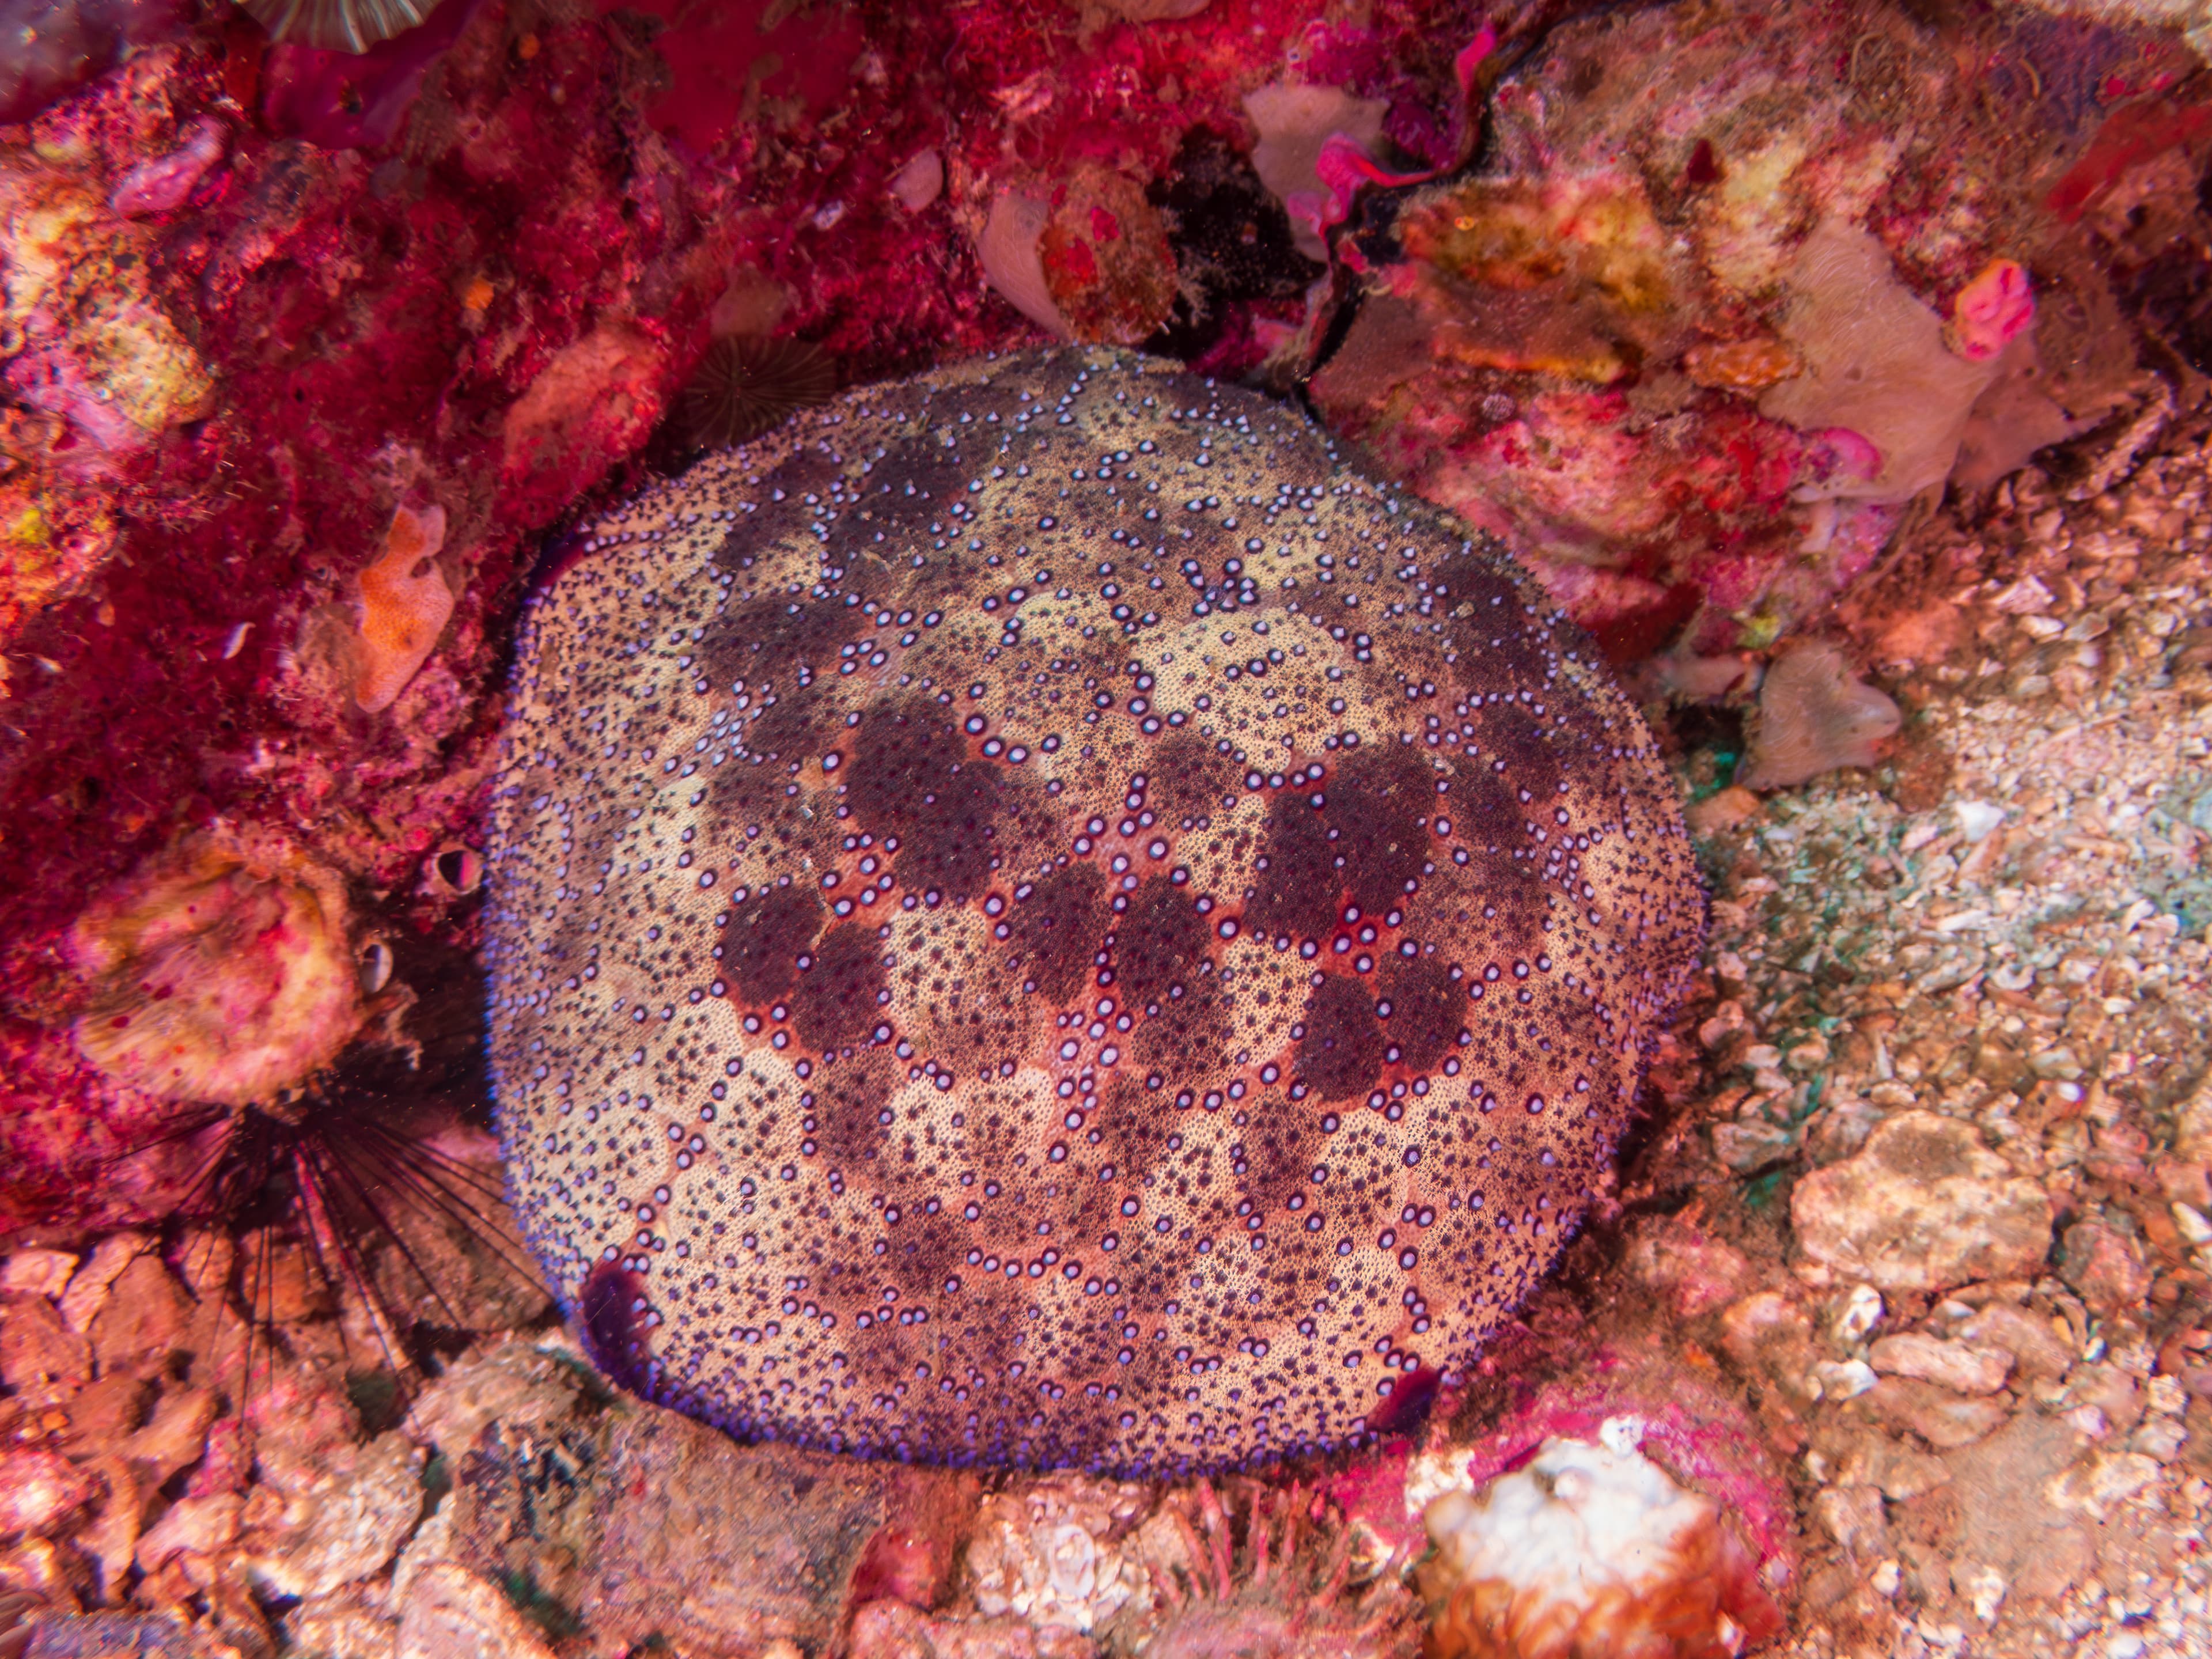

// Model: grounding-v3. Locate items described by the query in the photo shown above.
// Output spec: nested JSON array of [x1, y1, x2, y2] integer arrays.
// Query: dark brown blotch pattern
[[789, 922, 888, 1052], [1009, 864, 1107, 1002], [1113, 875, 1208, 1005], [1299, 973, 1387, 1101], [1380, 956, 1461, 1073], [720, 883, 823, 1003], [1247, 746, 1438, 940], [849, 696, 1005, 901]]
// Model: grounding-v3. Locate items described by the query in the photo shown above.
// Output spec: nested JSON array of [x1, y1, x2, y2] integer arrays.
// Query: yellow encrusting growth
[[353, 502, 455, 713]]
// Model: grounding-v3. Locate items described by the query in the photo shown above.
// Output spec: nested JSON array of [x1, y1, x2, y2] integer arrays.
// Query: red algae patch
[[484, 349, 1703, 1474]]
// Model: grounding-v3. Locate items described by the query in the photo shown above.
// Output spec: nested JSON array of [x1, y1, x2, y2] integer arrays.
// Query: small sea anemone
[[235, 0, 445, 52], [675, 335, 839, 452], [1946, 257, 2033, 363]]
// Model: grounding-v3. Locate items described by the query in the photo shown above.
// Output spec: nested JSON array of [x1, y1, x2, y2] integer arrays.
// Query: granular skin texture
[[484, 348, 1703, 1475]]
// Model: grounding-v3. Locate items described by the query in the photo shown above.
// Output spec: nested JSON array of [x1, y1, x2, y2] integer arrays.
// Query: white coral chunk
[[1424, 1424, 1770, 1659]]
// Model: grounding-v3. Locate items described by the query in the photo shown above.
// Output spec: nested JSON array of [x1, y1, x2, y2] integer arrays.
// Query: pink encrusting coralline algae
[[1946, 258, 2036, 363]]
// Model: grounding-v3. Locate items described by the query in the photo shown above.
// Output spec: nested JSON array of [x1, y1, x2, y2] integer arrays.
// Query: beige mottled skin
[[487, 349, 1702, 1474]]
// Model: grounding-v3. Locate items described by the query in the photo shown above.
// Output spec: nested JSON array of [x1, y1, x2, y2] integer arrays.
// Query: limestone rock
[[123, 1388, 217, 1486], [1956, 1302, 2077, 1381], [406, 1337, 588, 1458], [0, 1252, 78, 1301], [134, 1494, 240, 1571], [85, 1258, 190, 1375], [0, 1301, 90, 1391], [58, 1237, 147, 1334], [848, 1597, 1097, 1659], [1868, 1332, 2014, 1395], [0, 1452, 96, 1540], [1791, 1112, 2052, 1292], [1855, 1378, 2009, 1449], [398, 1564, 554, 1659], [2057, 1219, 2152, 1317], [264, 1433, 425, 1598]]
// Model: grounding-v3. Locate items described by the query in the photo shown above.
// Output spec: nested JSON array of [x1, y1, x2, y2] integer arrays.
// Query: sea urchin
[[675, 335, 840, 453], [237, 0, 446, 51], [484, 349, 1703, 1475]]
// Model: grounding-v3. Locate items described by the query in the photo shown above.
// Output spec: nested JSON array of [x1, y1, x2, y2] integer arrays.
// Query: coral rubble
[[1422, 1420, 1780, 1659]]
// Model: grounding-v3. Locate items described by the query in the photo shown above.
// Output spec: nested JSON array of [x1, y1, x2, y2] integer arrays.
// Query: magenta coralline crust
[[0, 0, 1498, 1234], [0, 10, 724, 1229], [0, 1018, 220, 1232], [259, 0, 479, 150], [0, 0, 188, 124]]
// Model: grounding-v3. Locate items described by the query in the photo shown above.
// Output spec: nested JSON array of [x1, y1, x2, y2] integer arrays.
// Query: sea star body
[[485, 348, 1702, 1474]]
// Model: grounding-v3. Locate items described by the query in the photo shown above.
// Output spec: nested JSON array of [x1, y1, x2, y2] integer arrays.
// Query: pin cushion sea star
[[484, 347, 1703, 1474]]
